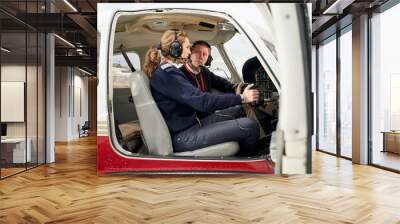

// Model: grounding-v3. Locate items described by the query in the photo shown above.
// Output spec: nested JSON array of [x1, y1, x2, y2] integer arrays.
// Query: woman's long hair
[[143, 30, 188, 78]]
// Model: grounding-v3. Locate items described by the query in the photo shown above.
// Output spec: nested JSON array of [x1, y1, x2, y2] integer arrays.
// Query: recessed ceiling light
[[54, 34, 75, 48], [322, 0, 354, 15], [1, 47, 11, 53], [63, 0, 78, 12], [78, 67, 93, 76]]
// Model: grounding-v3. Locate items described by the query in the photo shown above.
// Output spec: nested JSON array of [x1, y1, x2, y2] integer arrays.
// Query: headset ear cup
[[169, 31, 183, 59], [169, 40, 182, 58], [205, 55, 213, 67]]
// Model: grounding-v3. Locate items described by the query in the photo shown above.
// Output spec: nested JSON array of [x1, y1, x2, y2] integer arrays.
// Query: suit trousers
[[172, 106, 260, 156]]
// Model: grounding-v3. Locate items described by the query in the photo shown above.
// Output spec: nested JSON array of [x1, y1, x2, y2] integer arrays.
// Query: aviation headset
[[161, 32, 213, 66], [167, 31, 183, 59], [191, 40, 213, 67], [159, 31, 183, 59]]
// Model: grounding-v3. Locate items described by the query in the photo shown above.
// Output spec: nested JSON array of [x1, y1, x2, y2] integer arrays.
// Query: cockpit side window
[[223, 33, 258, 81], [112, 51, 144, 154], [113, 52, 141, 71], [209, 46, 232, 81]]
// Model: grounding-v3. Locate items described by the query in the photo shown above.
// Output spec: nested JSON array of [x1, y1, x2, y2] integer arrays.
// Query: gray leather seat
[[129, 71, 239, 157]]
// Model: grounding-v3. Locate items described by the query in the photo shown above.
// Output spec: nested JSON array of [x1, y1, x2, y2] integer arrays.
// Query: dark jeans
[[172, 106, 260, 156]]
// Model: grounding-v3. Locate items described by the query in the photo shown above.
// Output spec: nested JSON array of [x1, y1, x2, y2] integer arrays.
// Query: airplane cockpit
[[110, 10, 280, 158]]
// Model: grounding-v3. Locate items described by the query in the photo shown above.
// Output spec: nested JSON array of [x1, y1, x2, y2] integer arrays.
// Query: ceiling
[[312, 0, 390, 44], [1, 0, 195, 75], [3, 0, 394, 74], [113, 12, 236, 53], [0, 0, 125, 75]]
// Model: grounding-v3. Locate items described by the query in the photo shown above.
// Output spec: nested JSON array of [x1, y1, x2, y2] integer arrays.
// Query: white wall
[[72, 72, 89, 138], [1, 63, 46, 164], [77, 74, 89, 119], [55, 66, 69, 141], [55, 67, 89, 141], [1, 64, 26, 81], [1, 65, 30, 138]]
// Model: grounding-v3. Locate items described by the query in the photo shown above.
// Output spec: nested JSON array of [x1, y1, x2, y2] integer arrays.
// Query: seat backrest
[[82, 121, 89, 129], [113, 88, 138, 124], [129, 71, 174, 156]]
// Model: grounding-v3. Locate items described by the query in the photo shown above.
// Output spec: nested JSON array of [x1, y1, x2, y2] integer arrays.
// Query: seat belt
[[119, 44, 136, 72]]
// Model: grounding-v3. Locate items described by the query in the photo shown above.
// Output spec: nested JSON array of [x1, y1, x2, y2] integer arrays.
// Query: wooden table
[[381, 131, 400, 154], [1, 138, 31, 163]]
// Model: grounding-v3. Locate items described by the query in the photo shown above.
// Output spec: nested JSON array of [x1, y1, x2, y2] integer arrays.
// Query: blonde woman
[[143, 30, 260, 156]]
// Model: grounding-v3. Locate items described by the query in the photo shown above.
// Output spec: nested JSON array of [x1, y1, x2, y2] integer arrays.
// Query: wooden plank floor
[[373, 150, 400, 171], [1, 135, 400, 223], [1, 167, 26, 178]]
